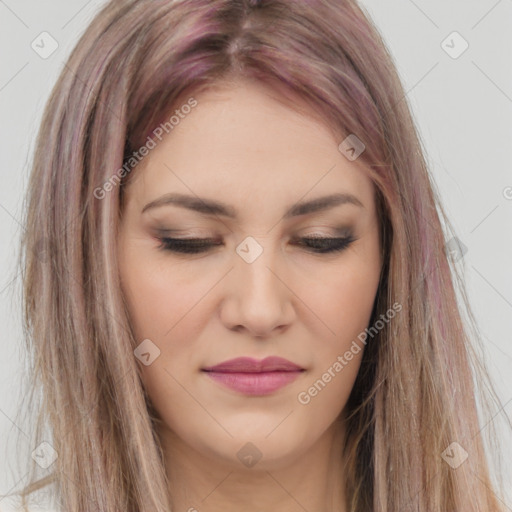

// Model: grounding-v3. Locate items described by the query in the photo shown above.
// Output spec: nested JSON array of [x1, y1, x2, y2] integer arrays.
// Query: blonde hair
[[8, 0, 509, 510]]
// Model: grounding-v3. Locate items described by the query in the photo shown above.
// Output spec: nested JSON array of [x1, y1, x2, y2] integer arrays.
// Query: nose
[[219, 240, 296, 338]]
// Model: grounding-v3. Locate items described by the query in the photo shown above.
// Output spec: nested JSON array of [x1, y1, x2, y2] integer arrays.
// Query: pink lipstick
[[201, 356, 304, 395]]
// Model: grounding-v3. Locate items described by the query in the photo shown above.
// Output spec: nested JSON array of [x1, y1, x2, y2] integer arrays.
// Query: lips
[[201, 356, 305, 395], [201, 356, 304, 373]]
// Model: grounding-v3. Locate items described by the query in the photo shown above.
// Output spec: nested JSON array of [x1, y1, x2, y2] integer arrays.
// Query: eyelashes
[[156, 235, 356, 255], [293, 236, 355, 254], [157, 237, 221, 254]]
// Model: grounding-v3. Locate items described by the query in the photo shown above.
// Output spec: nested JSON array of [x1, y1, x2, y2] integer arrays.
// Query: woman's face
[[117, 78, 382, 470]]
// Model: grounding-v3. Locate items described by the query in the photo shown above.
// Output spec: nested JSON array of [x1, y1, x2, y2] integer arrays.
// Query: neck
[[159, 416, 348, 512]]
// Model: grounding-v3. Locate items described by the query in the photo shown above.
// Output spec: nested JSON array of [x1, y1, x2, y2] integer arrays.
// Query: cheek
[[121, 257, 212, 416], [118, 245, 217, 407], [304, 236, 382, 351], [317, 264, 380, 341], [121, 252, 208, 342], [292, 251, 380, 419]]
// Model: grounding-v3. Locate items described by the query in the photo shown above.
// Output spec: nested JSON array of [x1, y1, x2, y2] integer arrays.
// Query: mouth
[[201, 356, 305, 395]]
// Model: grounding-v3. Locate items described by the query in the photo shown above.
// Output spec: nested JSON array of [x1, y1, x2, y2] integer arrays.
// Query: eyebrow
[[141, 192, 364, 219]]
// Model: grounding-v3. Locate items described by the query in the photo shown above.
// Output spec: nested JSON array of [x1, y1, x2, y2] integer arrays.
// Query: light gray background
[[0, 0, 511, 510]]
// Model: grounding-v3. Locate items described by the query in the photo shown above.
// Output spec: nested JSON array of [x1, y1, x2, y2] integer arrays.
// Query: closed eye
[[156, 236, 356, 255]]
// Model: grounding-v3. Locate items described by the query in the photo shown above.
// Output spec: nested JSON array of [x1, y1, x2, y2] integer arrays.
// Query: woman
[[9, 0, 508, 510]]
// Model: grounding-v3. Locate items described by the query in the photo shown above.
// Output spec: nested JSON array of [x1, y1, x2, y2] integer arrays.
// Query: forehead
[[124, 79, 375, 221]]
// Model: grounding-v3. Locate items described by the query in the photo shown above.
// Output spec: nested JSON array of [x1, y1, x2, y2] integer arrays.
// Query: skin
[[117, 78, 382, 512]]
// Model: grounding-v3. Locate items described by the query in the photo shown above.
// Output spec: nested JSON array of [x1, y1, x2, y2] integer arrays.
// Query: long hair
[[8, 0, 508, 510]]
